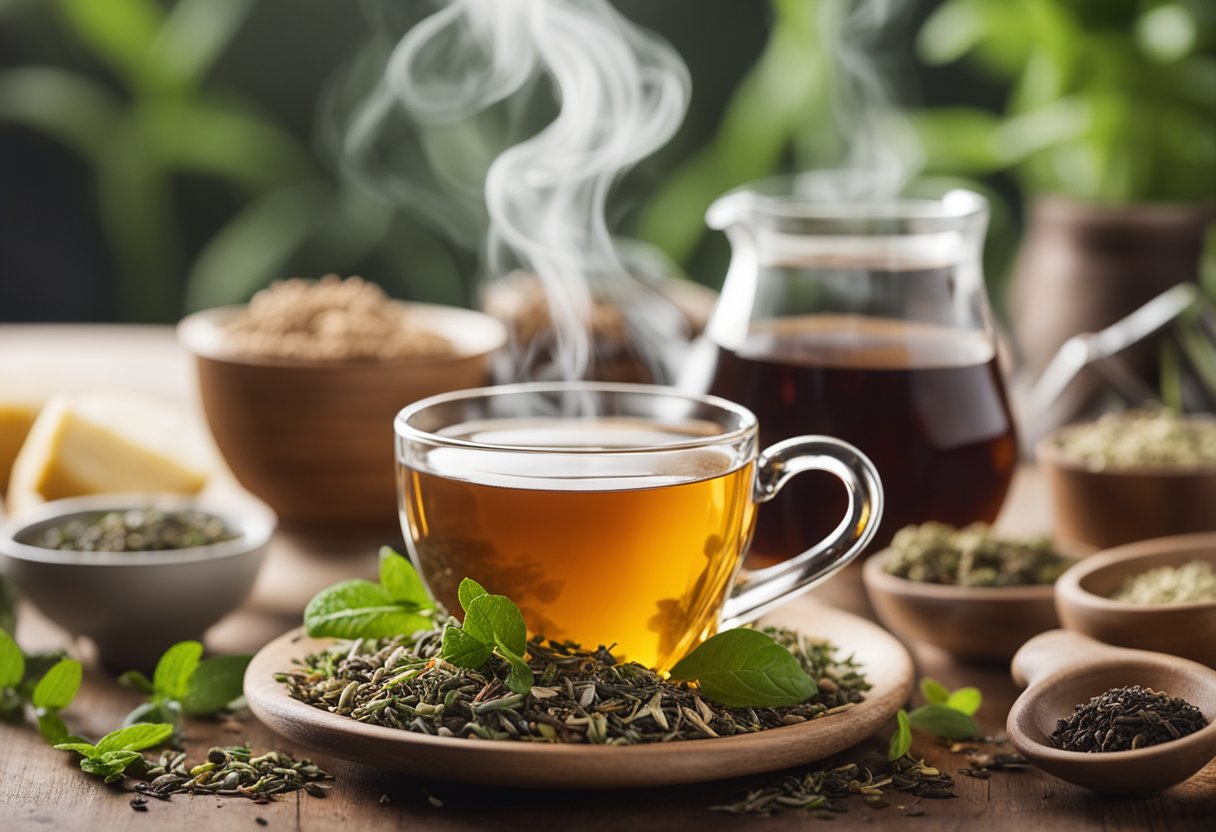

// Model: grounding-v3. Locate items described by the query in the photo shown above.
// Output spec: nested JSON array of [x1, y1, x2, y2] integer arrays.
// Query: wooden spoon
[[1007, 630, 1216, 793]]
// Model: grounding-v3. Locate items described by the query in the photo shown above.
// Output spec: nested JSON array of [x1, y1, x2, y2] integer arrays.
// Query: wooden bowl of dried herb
[[1008, 629, 1216, 793], [1037, 409, 1216, 551], [177, 276, 508, 533], [1055, 532, 1216, 668], [862, 523, 1078, 663]]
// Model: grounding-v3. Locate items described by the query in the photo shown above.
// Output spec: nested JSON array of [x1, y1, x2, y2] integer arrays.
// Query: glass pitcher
[[681, 174, 1017, 563]]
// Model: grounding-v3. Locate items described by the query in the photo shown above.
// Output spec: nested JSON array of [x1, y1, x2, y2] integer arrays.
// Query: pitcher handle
[[719, 436, 883, 629]]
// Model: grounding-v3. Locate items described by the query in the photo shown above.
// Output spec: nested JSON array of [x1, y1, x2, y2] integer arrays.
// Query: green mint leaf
[[668, 629, 816, 708], [919, 677, 950, 705], [907, 703, 980, 741], [19, 649, 69, 698], [118, 670, 155, 695], [462, 595, 527, 658], [379, 547, 434, 609], [304, 579, 433, 639], [497, 641, 534, 695], [180, 654, 251, 716], [122, 700, 180, 730], [0, 628, 24, 689], [37, 711, 70, 745], [95, 722, 174, 754], [0, 575, 16, 637], [82, 750, 142, 780], [152, 641, 203, 701], [31, 658, 82, 711], [888, 709, 912, 761], [440, 624, 493, 668], [54, 741, 99, 758], [946, 686, 983, 716], [458, 578, 488, 611]]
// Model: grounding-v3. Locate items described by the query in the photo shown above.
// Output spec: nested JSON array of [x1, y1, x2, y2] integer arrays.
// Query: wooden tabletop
[[2, 325, 1215, 831]]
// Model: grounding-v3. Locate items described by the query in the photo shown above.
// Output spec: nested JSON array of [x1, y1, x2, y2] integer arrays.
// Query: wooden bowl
[[1037, 434, 1216, 550], [862, 547, 1061, 663], [1055, 533, 1216, 667], [178, 304, 506, 533], [1009, 630, 1216, 793]]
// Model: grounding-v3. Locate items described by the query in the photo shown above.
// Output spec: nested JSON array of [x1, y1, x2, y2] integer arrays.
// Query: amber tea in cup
[[395, 383, 882, 671]]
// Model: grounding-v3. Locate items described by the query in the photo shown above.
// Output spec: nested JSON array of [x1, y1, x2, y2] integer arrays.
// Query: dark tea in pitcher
[[705, 314, 1017, 562]]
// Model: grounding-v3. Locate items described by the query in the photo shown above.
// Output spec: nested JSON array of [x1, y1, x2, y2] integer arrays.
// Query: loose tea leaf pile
[[1050, 685, 1208, 752], [1112, 560, 1216, 605], [712, 756, 955, 816], [34, 509, 235, 552], [133, 745, 331, 802], [277, 625, 869, 745], [884, 522, 1074, 587], [1054, 408, 1216, 470]]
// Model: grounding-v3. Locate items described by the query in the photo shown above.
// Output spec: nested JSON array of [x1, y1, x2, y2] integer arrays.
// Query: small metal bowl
[[0, 493, 274, 670]]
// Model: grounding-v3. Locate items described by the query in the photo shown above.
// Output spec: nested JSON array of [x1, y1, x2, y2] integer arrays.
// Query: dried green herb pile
[[277, 625, 869, 744], [712, 756, 954, 816], [35, 509, 235, 552], [131, 745, 331, 804], [1112, 560, 1216, 605], [1050, 685, 1208, 752], [1054, 408, 1216, 470], [884, 522, 1075, 587]]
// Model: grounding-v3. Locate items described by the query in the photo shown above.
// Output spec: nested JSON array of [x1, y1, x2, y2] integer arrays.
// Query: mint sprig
[[120, 640, 251, 729], [888, 678, 982, 760], [440, 578, 533, 695], [668, 629, 815, 708], [0, 629, 82, 742], [55, 723, 174, 783], [304, 547, 436, 639]]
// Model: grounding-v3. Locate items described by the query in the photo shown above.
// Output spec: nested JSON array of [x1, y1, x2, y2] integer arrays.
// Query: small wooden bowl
[[178, 304, 507, 533], [1009, 630, 1216, 793], [861, 548, 1061, 663], [1037, 434, 1216, 551], [1055, 533, 1216, 667]]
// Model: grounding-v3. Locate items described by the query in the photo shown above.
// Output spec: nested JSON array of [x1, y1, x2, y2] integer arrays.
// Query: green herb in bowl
[[882, 522, 1076, 587], [34, 509, 235, 553], [1053, 409, 1216, 471]]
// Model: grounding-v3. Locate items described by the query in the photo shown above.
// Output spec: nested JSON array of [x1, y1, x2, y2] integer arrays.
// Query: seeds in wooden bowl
[[224, 274, 454, 361]]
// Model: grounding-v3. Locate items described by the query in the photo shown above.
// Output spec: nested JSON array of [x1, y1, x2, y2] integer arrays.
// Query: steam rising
[[335, 0, 690, 381]]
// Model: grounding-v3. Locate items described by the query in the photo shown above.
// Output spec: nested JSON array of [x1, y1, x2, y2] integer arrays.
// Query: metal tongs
[[1027, 283, 1216, 439]]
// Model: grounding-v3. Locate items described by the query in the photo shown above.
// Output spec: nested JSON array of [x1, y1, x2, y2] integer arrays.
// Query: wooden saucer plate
[[244, 599, 913, 789]]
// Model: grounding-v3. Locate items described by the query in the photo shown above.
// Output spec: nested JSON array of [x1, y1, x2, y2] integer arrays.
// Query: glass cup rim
[[394, 381, 758, 454]]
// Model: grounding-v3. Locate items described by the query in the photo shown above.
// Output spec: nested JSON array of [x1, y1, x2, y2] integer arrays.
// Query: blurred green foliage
[[5, 0, 1206, 325], [911, 0, 1216, 202]]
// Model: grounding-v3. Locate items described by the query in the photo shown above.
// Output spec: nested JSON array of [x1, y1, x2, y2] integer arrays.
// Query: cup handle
[[719, 436, 883, 629]]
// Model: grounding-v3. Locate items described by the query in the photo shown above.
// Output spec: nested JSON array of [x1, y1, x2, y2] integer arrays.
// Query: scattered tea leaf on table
[[668, 628, 815, 708]]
